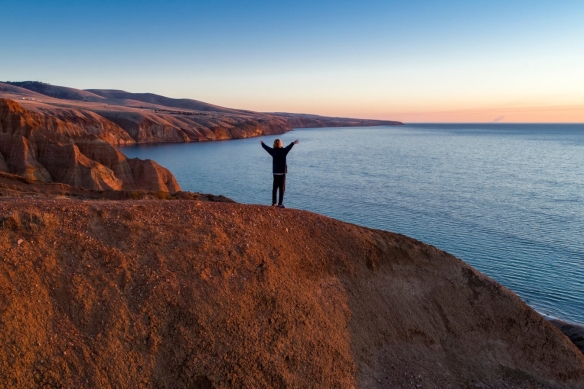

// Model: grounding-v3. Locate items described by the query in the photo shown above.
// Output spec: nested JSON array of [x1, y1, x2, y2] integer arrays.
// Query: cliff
[[1, 81, 403, 146], [96, 110, 291, 143], [0, 99, 180, 192], [1, 198, 583, 389]]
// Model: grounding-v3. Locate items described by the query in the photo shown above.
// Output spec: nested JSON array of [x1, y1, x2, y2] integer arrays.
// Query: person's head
[[273, 139, 282, 148]]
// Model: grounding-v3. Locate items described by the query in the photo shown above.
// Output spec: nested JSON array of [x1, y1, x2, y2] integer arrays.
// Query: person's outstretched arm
[[284, 139, 299, 154], [261, 140, 274, 155]]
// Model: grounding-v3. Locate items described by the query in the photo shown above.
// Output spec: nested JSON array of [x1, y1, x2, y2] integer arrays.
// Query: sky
[[1, 0, 583, 122]]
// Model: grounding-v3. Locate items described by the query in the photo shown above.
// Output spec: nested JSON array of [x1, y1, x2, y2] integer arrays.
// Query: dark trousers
[[272, 174, 286, 205]]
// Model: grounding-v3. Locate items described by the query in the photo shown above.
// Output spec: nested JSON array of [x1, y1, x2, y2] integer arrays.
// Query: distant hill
[[86, 89, 238, 113], [5, 81, 106, 102]]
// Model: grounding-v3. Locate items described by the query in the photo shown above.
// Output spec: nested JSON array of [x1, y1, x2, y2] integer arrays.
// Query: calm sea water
[[122, 124, 584, 324]]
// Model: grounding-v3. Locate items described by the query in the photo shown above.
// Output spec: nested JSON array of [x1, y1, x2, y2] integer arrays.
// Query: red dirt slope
[[0, 199, 583, 388]]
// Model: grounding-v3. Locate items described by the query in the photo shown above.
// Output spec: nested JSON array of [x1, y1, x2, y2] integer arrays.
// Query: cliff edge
[[0, 99, 180, 193], [1, 199, 583, 388]]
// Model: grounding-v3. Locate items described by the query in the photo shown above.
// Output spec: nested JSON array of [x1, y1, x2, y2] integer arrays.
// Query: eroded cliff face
[[0, 199, 582, 389], [99, 111, 291, 143], [35, 107, 136, 145], [0, 99, 180, 192], [0, 97, 134, 145], [0, 134, 52, 182]]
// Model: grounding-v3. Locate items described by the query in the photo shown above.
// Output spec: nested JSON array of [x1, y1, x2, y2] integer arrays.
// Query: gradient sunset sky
[[2, 0, 583, 122]]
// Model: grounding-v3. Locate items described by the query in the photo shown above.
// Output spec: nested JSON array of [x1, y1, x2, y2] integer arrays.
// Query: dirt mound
[[0, 199, 583, 388]]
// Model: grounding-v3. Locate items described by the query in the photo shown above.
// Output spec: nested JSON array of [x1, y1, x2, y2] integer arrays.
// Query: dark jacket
[[262, 142, 294, 174]]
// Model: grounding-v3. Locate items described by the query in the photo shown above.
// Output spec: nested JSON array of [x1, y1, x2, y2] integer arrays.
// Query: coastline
[[549, 319, 584, 354]]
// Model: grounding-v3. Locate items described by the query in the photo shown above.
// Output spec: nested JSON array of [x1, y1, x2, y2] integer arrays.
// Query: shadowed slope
[[0, 199, 582, 389]]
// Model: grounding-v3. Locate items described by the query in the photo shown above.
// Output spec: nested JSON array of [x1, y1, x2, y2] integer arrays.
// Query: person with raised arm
[[261, 138, 299, 208]]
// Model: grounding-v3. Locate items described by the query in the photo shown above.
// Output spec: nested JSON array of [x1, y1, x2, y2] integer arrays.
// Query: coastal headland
[[1, 81, 584, 388], [1, 198, 583, 388]]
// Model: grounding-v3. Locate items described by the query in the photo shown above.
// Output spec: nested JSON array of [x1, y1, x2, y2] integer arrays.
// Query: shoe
[[272, 204, 277, 207], [277, 205, 286, 208]]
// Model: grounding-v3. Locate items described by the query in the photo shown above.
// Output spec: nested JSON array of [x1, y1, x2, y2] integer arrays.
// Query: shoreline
[[548, 319, 584, 354]]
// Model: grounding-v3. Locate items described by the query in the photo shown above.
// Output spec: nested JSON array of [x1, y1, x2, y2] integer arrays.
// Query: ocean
[[122, 124, 584, 325]]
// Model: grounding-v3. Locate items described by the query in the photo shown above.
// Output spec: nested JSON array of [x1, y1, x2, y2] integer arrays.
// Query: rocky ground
[[1, 197, 583, 388]]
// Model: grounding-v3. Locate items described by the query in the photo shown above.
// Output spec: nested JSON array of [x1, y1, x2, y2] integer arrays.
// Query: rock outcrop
[[0, 199, 582, 388], [0, 99, 180, 192], [35, 140, 123, 191], [0, 134, 52, 182], [126, 158, 180, 193]]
